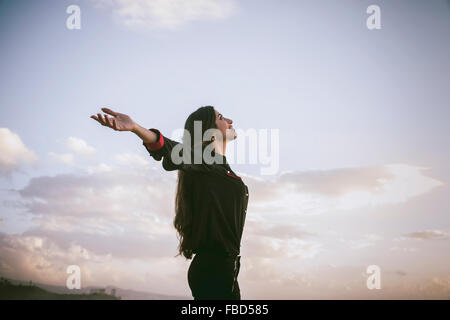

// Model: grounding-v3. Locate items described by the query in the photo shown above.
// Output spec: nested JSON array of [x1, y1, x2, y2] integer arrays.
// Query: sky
[[0, 0, 449, 299]]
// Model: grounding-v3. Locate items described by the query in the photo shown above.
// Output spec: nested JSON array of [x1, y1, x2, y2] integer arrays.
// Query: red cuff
[[144, 128, 164, 151]]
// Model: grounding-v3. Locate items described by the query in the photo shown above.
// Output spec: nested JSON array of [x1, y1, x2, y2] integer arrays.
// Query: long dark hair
[[173, 106, 217, 259]]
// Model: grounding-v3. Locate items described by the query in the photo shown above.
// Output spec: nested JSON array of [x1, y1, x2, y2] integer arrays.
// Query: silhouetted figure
[[91, 106, 248, 300]]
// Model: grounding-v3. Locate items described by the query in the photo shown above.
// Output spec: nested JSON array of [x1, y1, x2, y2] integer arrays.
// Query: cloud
[[0, 162, 448, 298], [244, 220, 315, 240], [0, 232, 186, 294], [87, 163, 114, 174], [0, 166, 191, 292], [0, 128, 38, 175], [245, 164, 443, 215], [8, 167, 177, 260], [279, 166, 395, 196], [114, 153, 149, 167], [393, 270, 407, 277], [345, 234, 384, 250], [240, 260, 450, 299], [48, 152, 74, 166], [400, 229, 450, 241], [389, 246, 418, 253], [422, 276, 450, 297], [242, 220, 322, 259], [66, 137, 96, 156], [243, 235, 323, 260], [93, 0, 238, 30], [4, 227, 448, 299], [4, 162, 443, 264], [0, 232, 103, 285]]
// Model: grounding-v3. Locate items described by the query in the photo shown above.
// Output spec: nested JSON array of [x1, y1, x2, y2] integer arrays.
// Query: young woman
[[91, 106, 249, 300]]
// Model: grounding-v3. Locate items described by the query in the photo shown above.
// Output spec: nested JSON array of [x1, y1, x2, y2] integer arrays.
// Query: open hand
[[90, 107, 136, 132]]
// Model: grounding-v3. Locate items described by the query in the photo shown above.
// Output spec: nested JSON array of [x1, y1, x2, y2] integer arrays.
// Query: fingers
[[90, 111, 117, 130], [112, 118, 119, 130], [96, 113, 106, 125], [90, 114, 104, 126], [90, 113, 108, 127], [104, 114, 113, 127], [101, 107, 117, 117]]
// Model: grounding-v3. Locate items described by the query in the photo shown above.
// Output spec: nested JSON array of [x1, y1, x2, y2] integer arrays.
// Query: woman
[[91, 106, 249, 300]]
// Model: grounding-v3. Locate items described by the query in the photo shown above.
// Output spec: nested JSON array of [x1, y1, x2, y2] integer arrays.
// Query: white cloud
[[245, 220, 315, 240], [11, 167, 177, 259], [2, 228, 449, 299], [94, 0, 238, 30], [245, 164, 443, 216], [239, 259, 450, 299], [345, 233, 384, 250], [0, 231, 193, 296], [66, 137, 96, 156], [0, 162, 448, 298], [48, 152, 74, 166], [390, 246, 418, 252], [114, 153, 149, 167], [87, 163, 114, 174], [398, 229, 450, 241], [242, 230, 322, 260], [0, 128, 38, 175]]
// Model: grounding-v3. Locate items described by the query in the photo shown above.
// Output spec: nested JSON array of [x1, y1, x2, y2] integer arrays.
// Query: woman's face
[[214, 109, 237, 141]]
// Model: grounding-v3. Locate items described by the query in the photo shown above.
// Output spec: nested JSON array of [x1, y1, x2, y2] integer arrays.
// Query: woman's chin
[[225, 130, 237, 141]]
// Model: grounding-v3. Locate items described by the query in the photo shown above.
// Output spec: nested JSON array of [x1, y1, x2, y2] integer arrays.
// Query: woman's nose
[[226, 118, 233, 124]]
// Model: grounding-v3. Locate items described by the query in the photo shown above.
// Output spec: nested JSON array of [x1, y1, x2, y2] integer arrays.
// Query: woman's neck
[[213, 140, 226, 156]]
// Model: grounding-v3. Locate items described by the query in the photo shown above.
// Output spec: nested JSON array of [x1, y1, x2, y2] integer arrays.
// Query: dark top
[[143, 128, 249, 258]]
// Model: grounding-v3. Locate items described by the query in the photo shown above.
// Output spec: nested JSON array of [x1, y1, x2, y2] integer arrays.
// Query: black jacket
[[143, 128, 249, 257]]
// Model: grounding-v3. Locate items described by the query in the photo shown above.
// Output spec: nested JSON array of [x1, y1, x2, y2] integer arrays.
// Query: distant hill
[[0, 277, 118, 300], [0, 277, 191, 300]]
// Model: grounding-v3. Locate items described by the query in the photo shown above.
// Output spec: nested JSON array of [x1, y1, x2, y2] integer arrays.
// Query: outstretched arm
[[90, 107, 157, 144], [91, 107, 210, 173]]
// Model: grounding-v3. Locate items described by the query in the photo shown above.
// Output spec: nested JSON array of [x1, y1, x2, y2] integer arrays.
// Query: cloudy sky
[[0, 0, 449, 299]]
